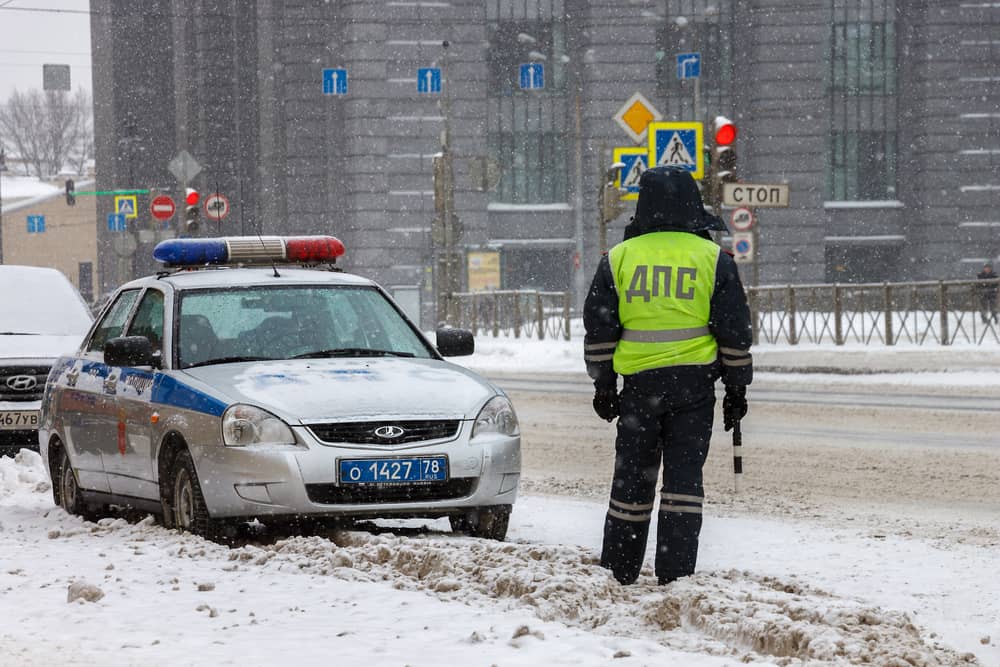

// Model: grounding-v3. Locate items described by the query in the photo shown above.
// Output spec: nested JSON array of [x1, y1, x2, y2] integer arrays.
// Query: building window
[[831, 21, 896, 95], [828, 2, 898, 200], [830, 130, 897, 200], [486, 5, 569, 204]]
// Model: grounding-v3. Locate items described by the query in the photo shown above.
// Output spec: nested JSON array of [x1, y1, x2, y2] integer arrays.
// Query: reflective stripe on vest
[[609, 231, 719, 375]]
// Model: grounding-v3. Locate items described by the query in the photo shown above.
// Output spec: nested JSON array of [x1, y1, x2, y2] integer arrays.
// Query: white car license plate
[[0, 410, 39, 430], [339, 456, 448, 484]]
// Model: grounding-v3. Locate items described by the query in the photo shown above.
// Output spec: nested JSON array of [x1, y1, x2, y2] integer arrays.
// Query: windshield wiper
[[184, 355, 276, 369], [292, 348, 415, 359]]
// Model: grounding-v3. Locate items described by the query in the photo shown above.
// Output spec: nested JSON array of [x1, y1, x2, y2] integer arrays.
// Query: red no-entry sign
[[150, 195, 176, 220]]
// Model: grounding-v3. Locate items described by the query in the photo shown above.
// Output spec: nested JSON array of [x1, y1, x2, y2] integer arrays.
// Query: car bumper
[[189, 422, 520, 520], [0, 399, 42, 454]]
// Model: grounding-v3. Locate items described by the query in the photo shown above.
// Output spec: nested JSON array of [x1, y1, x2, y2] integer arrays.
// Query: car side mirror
[[436, 327, 474, 357], [105, 336, 154, 368]]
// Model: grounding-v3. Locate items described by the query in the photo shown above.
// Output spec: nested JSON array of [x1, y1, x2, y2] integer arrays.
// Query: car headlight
[[222, 404, 295, 447], [471, 395, 519, 438]]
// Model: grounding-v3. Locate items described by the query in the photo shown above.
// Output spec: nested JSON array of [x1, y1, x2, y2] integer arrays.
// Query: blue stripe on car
[[151, 374, 227, 417]]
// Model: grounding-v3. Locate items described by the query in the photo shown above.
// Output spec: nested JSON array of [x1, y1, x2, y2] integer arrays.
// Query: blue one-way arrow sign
[[519, 63, 544, 90], [322, 68, 348, 95], [676, 52, 701, 80], [417, 67, 441, 94]]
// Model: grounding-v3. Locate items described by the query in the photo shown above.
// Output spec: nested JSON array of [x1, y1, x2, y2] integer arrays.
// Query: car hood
[[179, 357, 498, 422], [0, 334, 82, 362]]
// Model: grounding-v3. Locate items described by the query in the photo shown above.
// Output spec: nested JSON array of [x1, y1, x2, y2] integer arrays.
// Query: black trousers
[[600, 380, 715, 585]]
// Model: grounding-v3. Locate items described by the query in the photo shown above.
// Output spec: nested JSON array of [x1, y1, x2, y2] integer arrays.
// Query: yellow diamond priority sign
[[613, 92, 662, 144]]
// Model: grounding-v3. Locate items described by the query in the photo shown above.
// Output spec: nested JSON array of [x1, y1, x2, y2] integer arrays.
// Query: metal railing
[[445, 280, 1000, 346], [747, 279, 1000, 345], [447, 290, 571, 341]]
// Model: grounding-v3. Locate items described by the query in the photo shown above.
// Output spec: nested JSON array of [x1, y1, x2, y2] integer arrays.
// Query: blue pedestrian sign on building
[[519, 63, 544, 90], [26, 215, 45, 234], [417, 67, 441, 94], [647, 121, 705, 180], [107, 213, 126, 232], [676, 52, 701, 80], [322, 68, 348, 95]]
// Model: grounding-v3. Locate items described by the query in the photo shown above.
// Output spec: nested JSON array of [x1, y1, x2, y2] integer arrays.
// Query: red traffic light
[[185, 188, 200, 206], [714, 116, 737, 146]]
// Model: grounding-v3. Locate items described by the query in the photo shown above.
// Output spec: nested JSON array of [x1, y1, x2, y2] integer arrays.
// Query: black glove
[[723, 385, 747, 431], [592, 387, 620, 422]]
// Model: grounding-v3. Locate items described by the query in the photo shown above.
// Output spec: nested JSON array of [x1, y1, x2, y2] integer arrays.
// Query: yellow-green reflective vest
[[609, 231, 720, 375]]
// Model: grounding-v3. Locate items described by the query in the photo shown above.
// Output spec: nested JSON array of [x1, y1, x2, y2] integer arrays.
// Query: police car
[[38, 236, 520, 541]]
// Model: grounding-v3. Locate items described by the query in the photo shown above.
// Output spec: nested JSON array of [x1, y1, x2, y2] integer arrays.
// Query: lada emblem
[[374, 425, 405, 439], [6, 375, 38, 391]]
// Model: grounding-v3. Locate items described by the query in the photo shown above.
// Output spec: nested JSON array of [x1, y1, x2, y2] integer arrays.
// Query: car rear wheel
[[452, 505, 511, 541], [170, 450, 224, 541], [57, 448, 101, 521]]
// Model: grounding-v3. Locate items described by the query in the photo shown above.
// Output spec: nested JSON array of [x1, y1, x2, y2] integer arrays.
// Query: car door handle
[[104, 374, 119, 394], [65, 369, 80, 387]]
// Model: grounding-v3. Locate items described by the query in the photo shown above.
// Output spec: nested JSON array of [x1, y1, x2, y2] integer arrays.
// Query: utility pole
[[433, 40, 461, 325], [573, 94, 585, 313]]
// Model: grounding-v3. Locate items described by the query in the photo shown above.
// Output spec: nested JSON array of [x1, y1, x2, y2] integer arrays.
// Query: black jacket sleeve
[[583, 255, 621, 390], [709, 251, 753, 386]]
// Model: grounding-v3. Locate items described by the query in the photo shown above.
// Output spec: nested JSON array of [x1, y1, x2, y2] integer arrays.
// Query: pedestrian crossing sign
[[647, 121, 704, 180], [115, 195, 138, 218], [613, 146, 649, 201]]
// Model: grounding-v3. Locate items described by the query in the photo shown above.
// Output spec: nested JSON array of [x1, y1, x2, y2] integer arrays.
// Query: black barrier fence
[[445, 279, 1000, 345]]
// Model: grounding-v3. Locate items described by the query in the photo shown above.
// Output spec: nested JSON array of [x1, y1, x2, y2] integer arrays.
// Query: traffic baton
[[732, 419, 743, 494]]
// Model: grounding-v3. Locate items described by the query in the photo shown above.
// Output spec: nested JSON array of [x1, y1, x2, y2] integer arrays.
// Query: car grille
[[307, 419, 461, 445], [0, 430, 39, 450], [305, 478, 476, 505], [0, 366, 50, 402]]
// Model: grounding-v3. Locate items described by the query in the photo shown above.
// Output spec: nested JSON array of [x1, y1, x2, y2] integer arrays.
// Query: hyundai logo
[[374, 425, 405, 439], [6, 375, 38, 392]]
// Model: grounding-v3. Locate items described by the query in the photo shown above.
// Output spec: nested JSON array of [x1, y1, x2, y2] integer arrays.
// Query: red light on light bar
[[285, 236, 346, 262]]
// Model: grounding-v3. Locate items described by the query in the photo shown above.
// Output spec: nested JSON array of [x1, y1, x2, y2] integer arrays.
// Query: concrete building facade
[[90, 0, 1000, 321]]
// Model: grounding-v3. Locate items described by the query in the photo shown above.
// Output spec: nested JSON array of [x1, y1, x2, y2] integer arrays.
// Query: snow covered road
[[0, 449, 993, 666]]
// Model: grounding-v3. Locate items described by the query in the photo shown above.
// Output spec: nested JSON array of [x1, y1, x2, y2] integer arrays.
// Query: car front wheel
[[452, 505, 511, 541], [170, 449, 223, 540]]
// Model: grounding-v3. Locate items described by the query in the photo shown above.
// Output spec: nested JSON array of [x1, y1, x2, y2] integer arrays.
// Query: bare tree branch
[[0, 87, 93, 179]]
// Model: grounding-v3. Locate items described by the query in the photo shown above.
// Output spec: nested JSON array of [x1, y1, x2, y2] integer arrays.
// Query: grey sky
[[0, 0, 92, 99]]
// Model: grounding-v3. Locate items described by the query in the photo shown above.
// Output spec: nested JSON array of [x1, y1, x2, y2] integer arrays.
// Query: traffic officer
[[583, 165, 753, 586]]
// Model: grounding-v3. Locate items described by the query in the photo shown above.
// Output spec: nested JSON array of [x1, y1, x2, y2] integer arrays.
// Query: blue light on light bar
[[153, 239, 228, 266]]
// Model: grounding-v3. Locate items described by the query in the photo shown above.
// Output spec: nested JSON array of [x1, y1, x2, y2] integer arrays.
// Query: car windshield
[[176, 284, 433, 369]]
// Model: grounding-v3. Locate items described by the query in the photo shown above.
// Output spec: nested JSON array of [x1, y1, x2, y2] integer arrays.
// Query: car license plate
[[0, 410, 39, 430], [339, 456, 448, 484]]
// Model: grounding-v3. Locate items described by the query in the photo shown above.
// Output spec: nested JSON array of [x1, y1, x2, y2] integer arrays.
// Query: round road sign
[[730, 207, 754, 231], [150, 195, 176, 221], [204, 193, 230, 221]]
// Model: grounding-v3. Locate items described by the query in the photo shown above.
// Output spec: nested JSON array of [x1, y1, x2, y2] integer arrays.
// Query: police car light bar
[[153, 236, 346, 267]]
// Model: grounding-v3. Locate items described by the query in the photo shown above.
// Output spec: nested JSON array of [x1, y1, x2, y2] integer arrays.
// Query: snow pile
[[0, 449, 50, 501], [223, 531, 968, 664]]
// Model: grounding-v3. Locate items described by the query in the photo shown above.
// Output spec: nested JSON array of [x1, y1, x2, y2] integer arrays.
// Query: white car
[[38, 236, 520, 541], [0, 265, 92, 456]]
